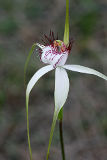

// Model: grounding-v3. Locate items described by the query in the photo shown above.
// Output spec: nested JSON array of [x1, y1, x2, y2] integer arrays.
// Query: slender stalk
[[59, 119, 66, 160], [58, 108, 66, 160]]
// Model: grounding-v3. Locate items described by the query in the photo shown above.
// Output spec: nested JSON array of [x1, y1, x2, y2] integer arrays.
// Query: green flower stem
[[63, 0, 69, 45], [59, 119, 65, 160], [58, 108, 66, 160]]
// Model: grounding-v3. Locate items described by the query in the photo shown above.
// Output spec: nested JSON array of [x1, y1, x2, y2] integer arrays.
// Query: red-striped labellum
[[37, 31, 73, 68]]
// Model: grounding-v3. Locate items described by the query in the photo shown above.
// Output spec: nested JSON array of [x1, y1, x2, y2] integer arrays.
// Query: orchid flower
[[25, 0, 107, 160]]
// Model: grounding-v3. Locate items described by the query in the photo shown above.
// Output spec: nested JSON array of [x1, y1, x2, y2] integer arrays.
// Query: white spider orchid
[[25, 36, 107, 160], [25, 0, 107, 160]]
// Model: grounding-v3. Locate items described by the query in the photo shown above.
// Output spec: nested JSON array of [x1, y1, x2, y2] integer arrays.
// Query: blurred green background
[[0, 0, 107, 159]]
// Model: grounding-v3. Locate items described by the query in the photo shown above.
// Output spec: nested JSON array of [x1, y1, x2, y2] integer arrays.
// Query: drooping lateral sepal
[[26, 65, 54, 96], [63, 65, 107, 81], [26, 65, 54, 160]]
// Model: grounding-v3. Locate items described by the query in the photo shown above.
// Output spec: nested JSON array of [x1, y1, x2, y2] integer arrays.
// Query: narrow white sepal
[[63, 65, 107, 81], [26, 65, 54, 96], [55, 67, 69, 112]]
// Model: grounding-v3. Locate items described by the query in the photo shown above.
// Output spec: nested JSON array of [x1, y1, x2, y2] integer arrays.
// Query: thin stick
[[59, 120, 66, 160]]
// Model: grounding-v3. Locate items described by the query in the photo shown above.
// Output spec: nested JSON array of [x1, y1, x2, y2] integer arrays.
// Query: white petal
[[54, 67, 69, 112], [26, 65, 54, 96], [63, 65, 107, 80]]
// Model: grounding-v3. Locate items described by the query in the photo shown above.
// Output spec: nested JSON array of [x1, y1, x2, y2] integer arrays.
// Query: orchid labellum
[[25, 0, 107, 160]]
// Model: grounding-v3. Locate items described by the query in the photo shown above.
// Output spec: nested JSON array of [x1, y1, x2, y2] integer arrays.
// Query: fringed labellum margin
[[37, 32, 73, 68]]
